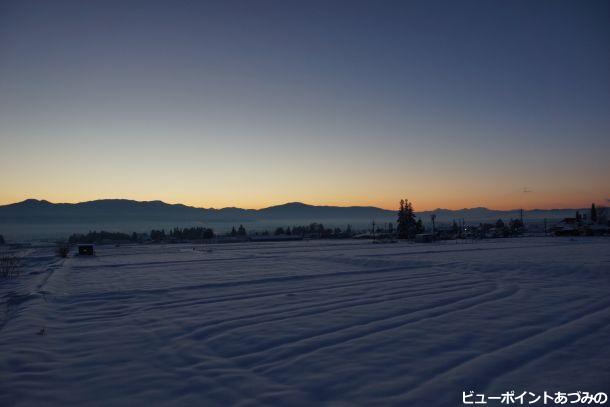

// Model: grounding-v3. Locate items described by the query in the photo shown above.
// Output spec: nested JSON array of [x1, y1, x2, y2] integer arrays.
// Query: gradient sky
[[1, 0, 609, 210]]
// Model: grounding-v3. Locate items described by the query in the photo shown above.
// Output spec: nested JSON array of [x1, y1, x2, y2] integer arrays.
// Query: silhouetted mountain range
[[0, 198, 584, 224]]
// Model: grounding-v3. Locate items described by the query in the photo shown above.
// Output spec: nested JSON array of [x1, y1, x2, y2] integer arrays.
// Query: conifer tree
[[397, 199, 407, 238], [397, 199, 417, 239], [405, 200, 417, 238], [415, 219, 424, 234], [591, 203, 598, 223]]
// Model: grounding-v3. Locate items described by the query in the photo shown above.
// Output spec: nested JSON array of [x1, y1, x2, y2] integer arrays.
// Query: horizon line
[[1, 197, 603, 213]]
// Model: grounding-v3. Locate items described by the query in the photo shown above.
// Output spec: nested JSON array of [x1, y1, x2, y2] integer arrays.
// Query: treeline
[[474, 218, 524, 238], [68, 230, 135, 244], [69, 226, 215, 244], [268, 223, 353, 238], [229, 225, 247, 236], [152, 227, 214, 241], [225, 223, 355, 238]]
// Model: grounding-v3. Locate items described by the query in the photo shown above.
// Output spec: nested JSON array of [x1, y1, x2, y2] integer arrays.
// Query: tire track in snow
[[142, 268, 464, 311], [60, 276, 469, 326], [188, 280, 488, 342], [358, 241, 586, 259], [228, 284, 516, 366], [54, 264, 457, 306], [249, 285, 519, 373], [392, 299, 610, 405], [0, 250, 60, 333]]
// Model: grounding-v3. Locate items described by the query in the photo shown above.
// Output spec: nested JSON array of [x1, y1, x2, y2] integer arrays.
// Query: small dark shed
[[78, 244, 95, 255]]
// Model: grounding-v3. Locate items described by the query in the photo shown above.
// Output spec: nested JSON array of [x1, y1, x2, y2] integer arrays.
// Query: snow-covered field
[[1, 237, 609, 406]]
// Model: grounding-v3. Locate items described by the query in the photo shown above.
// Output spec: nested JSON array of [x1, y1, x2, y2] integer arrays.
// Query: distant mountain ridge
[[0, 198, 584, 224]]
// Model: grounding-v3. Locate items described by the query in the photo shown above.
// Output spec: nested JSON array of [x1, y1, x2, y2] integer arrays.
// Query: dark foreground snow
[[1, 237, 609, 406]]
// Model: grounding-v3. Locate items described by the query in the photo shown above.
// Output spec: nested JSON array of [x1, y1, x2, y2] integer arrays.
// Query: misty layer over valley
[[0, 199, 586, 240]]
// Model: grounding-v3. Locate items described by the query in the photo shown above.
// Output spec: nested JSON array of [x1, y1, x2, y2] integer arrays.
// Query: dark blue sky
[[1, 0, 608, 209]]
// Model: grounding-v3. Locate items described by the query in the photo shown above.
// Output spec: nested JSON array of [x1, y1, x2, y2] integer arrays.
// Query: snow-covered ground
[[1, 237, 609, 406]]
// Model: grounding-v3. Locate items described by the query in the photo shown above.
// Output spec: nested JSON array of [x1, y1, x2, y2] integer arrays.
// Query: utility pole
[[544, 218, 547, 236], [520, 208, 525, 237], [462, 218, 465, 240], [520, 208, 524, 224], [372, 220, 376, 241], [430, 214, 436, 241]]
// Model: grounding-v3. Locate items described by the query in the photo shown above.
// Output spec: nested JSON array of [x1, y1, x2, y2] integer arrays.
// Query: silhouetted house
[[78, 244, 95, 255], [560, 217, 577, 225], [551, 218, 578, 236]]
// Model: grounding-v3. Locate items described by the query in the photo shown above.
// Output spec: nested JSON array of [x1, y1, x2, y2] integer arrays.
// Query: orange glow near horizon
[[1, 189, 607, 212], [2, 131, 608, 213], [1, 1, 609, 219]]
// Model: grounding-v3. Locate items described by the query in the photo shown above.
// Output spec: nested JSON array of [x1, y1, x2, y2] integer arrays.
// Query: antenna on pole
[[521, 186, 532, 231], [520, 208, 524, 224]]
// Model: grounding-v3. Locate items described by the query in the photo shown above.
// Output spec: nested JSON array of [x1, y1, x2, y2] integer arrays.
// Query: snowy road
[[1, 237, 609, 406]]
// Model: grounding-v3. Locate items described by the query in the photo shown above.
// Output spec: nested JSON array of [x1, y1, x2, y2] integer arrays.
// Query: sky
[[1, 0, 609, 211]]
